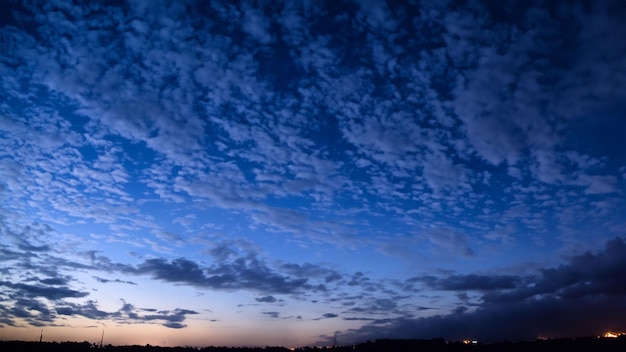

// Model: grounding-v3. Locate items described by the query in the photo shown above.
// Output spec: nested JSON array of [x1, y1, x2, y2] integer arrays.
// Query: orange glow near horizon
[[603, 331, 626, 338], [0, 316, 328, 348]]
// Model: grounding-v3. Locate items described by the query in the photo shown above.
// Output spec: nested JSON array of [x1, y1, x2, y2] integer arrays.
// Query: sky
[[1, 0, 626, 347]]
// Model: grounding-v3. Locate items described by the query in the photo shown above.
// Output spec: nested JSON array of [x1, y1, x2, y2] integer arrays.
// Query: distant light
[[461, 339, 478, 344], [603, 331, 625, 338]]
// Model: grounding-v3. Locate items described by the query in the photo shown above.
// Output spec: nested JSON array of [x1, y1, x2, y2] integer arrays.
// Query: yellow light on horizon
[[603, 331, 625, 338]]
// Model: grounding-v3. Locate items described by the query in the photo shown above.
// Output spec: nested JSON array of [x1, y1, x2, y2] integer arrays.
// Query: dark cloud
[[346, 298, 402, 316], [0, 265, 198, 329], [92, 276, 137, 285], [263, 311, 280, 318], [7, 298, 56, 326], [0, 281, 88, 300], [482, 237, 626, 303], [313, 312, 339, 321], [413, 274, 521, 291], [347, 272, 369, 286], [126, 256, 307, 294], [255, 295, 277, 303], [39, 277, 69, 286], [16, 241, 50, 253], [341, 238, 626, 343], [0, 246, 23, 262], [59, 301, 198, 329], [343, 294, 626, 343], [140, 308, 198, 326], [57, 301, 109, 320], [281, 263, 343, 282], [2, 223, 53, 254], [343, 317, 377, 321], [133, 258, 205, 283]]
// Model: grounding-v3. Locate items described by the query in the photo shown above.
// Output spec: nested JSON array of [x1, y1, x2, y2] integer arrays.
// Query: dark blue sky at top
[[1, 0, 626, 346]]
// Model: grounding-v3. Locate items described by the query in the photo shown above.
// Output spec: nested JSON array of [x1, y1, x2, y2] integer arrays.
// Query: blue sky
[[1, 0, 626, 347]]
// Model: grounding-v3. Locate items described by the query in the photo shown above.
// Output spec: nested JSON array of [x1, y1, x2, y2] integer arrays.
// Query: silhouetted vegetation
[[3, 336, 626, 352]]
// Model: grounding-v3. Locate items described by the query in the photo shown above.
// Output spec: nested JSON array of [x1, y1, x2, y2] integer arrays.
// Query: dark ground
[[2, 336, 626, 352]]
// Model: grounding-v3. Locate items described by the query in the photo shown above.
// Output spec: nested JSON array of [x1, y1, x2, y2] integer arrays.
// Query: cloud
[[127, 256, 308, 294], [422, 151, 470, 193], [58, 301, 198, 329], [1, 0, 624, 260], [92, 276, 137, 285], [0, 217, 413, 331], [0, 246, 23, 262], [0, 281, 88, 301], [39, 277, 69, 286], [0, 288, 198, 329], [423, 227, 475, 257], [483, 237, 626, 303], [135, 308, 198, 329], [346, 297, 403, 317], [56, 301, 109, 320], [576, 174, 619, 195], [4, 297, 56, 327], [1, 0, 626, 344], [280, 262, 343, 282], [263, 311, 280, 318], [340, 237, 626, 343], [256, 296, 277, 303], [413, 274, 521, 291], [241, 3, 273, 44]]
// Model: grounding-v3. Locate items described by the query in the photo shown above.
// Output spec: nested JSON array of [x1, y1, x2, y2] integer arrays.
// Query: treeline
[[309, 336, 626, 352], [2, 336, 626, 352]]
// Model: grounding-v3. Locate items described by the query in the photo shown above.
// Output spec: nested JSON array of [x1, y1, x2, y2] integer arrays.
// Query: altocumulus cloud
[[1, 0, 626, 345]]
